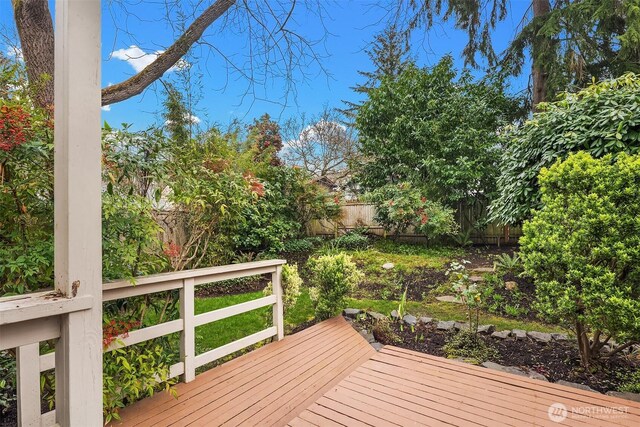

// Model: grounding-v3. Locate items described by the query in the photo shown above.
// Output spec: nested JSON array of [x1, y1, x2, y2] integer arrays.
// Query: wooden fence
[[310, 203, 521, 245]]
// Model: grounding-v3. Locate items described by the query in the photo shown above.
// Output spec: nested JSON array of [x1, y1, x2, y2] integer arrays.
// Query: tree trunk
[[531, 0, 551, 109], [12, 0, 55, 109]]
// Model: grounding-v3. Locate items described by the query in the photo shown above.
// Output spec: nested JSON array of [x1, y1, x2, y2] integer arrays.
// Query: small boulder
[[419, 317, 434, 324], [491, 330, 510, 339], [527, 331, 552, 343], [390, 310, 400, 320], [403, 314, 417, 326], [367, 311, 387, 322], [556, 380, 597, 393], [437, 320, 456, 331], [551, 333, 569, 341], [527, 370, 549, 382], [436, 295, 462, 304], [343, 308, 362, 318], [454, 322, 469, 331], [371, 342, 385, 351], [511, 329, 527, 339], [470, 267, 494, 274], [606, 391, 640, 403], [382, 262, 395, 270], [359, 330, 375, 343], [482, 362, 527, 377], [469, 275, 484, 283], [477, 325, 496, 334], [504, 281, 518, 291]]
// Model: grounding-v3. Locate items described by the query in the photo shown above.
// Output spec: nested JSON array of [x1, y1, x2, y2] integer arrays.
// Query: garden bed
[[354, 316, 639, 394]]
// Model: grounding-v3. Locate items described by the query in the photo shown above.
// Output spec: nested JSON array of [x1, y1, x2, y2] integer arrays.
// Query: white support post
[[272, 266, 284, 341], [16, 343, 40, 427], [53, 1, 103, 425], [180, 278, 196, 382]]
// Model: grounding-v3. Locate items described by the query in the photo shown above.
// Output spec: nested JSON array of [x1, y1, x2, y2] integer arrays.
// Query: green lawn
[[193, 286, 562, 354]]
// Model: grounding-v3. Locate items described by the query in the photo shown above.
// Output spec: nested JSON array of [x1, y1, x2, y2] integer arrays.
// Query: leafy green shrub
[[332, 231, 369, 250], [521, 152, 640, 368], [308, 253, 363, 320], [103, 342, 177, 424], [443, 330, 497, 363], [366, 182, 458, 242], [491, 73, 640, 224], [372, 320, 401, 345], [281, 237, 322, 253], [452, 230, 473, 247], [619, 370, 640, 394], [0, 351, 16, 415], [263, 263, 303, 315]]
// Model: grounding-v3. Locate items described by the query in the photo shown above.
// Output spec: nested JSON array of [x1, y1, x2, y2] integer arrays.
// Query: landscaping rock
[[482, 362, 548, 381], [371, 342, 385, 352], [437, 320, 456, 331], [436, 295, 463, 304], [419, 317, 434, 324], [359, 330, 375, 343], [511, 329, 527, 339], [390, 310, 400, 320], [477, 324, 496, 334], [504, 281, 518, 291], [606, 391, 640, 403], [491, 330, 511, 339], [454, 322, 469, 331], [469, 275, 484, 283], [470, 267, 494, 274], [343, 308, 362, 318], [551, 333, 569, 341], [556, 380, 597, 393], [403, 314, 417, 325], [367, 311, 388, 322], [382, 262, 395, 270], [482, 362, 527, 377], [527, 331, 552, 343]]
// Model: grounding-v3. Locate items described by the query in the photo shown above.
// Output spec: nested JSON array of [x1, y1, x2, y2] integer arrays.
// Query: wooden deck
[[116, 317, 640, 426]]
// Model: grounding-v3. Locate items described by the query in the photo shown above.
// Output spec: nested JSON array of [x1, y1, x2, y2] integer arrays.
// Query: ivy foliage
[[355, 56, 524, 208], [490, 73, 640, 225], [520, 152, 640, 367]]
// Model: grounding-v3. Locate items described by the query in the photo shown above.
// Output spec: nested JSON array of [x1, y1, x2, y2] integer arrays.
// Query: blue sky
[[1, 1, 532, 130]]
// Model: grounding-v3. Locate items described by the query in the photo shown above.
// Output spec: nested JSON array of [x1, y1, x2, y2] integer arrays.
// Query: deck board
[[115, 317, 640, 427]]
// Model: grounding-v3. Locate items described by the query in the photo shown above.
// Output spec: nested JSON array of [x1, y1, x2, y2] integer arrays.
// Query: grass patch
[[346, 240, 461, 278]]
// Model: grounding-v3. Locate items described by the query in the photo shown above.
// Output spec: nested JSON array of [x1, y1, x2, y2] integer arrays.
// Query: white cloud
[[111, 45, 188, 74], [187, 114, 201, 124], [5, 46, 23, 61], [101, 105, 111, 112]]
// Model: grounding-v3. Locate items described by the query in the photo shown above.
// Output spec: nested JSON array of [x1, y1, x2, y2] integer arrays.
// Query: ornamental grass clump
[[308, 253, 363, 320], [521, 152, 640, 368]]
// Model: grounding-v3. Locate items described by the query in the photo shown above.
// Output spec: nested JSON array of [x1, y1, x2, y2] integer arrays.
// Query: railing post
[[53, 0, 103, 425], [16, 343, 40, 427], [272, 266, 284, 341], [180, 278, 196, 382]]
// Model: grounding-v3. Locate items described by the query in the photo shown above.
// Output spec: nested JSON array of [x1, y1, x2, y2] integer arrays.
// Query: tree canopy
[[490, 73, 640, 225]]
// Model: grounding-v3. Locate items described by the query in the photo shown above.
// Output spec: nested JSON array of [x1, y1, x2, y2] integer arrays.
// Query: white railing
[[0, 259, 286, 426]]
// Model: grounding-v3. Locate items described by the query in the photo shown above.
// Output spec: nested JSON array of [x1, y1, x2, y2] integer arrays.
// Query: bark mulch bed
[[357, 317, 638, 394]]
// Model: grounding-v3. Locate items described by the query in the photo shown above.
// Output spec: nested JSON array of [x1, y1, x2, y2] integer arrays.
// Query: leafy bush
[[263, 263, 303, 315], [446, 260, 482, 334], [103, 342, 177, 424], [452, 230, 473, 247], [332, 231, 369, 250], [0, 351, 16, 415], [366, 182, 458, 242], [619, 370, 640, 394], [443, 330, 497, 363], [281, 237, 322, 253], [308, 253, 363, 320], [491, 73, 640, 225], [521, 152, 640, 367], [372, 320, 401, 345]]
